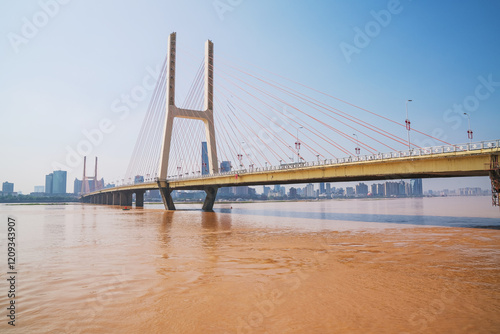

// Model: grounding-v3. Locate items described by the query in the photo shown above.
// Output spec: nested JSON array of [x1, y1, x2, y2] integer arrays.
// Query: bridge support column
[[202, 186, 218, 212], [158, 183, 175, 210], [120, 192, 133, 207], [113, 192, 120, 205], [107, 193, 113, 205], [135, 190, 145, 208], [491, 155, 500, 206]]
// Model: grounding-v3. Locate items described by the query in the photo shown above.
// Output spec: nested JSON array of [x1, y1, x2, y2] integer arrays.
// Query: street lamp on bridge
[[405, 100, 412, 151], [353, 133, 360, 156], [464, 112, 473, 144], [295, 126, 303, 163], [237, 153, 243, 169]]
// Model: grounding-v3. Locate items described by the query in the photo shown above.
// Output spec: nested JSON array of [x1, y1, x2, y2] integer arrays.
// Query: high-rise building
[[345, 187, 355, 196], [320, 182, 325, 194], [263, 186, 270, 196], [52, 170, 67, 194], [410, 179, 423, 196], [398, 181, 406, 196], [370, 183, 378, 196], [405, 182, 412, 196], [201, 142, 210, 175], [2, 182, 14, 194], [326, 183, 331, 195], [305, 183, 315, 198], [234, 186, 249, 196], [45, 171, 67, 194], [219, 187, 233, 196], [74, 178, 82, 195], [220, 161, 231, 173], [45, 173, 53, 194], [34, 185, 45, 193], [377, 183, 385, 196], [356, 183, 368, 196], [289, 187, 298, 198], [384, 182, 399, 196]]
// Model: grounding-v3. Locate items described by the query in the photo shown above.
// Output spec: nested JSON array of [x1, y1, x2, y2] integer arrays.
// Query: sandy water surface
[[0, 196, 499, 333]]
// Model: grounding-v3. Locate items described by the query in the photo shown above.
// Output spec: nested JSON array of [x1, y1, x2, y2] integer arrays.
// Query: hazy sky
[[1, 0, 499, 194]]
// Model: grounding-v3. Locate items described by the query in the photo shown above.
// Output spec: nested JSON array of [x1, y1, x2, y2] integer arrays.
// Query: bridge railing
[[164, 139, 500, 182], [96, 139, 499, 190]]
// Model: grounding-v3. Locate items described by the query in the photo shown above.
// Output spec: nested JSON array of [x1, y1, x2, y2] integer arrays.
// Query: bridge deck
[[83, 145, 499, 196]]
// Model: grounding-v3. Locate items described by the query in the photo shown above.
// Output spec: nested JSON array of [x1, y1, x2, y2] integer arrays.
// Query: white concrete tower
[[158, 32, 218, 180]]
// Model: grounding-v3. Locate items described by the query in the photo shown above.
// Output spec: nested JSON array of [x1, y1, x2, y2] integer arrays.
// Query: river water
[[1, 196, 499, 333]]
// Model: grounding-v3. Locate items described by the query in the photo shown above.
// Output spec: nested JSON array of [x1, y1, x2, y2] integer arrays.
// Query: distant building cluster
[[73, 177, 105, 195], [426, 187, 488, 197], [286, 179, 423, 199]]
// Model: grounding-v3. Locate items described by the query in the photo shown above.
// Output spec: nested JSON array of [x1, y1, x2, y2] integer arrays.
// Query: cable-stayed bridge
[[81, 33, 500, 210]]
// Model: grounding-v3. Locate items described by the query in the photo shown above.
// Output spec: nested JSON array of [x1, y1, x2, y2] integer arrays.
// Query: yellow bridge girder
[[82, 148, 499, 197]]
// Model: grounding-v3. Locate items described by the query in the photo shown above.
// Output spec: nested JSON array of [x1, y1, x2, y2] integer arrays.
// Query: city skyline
[[1, 1, 499, 194]]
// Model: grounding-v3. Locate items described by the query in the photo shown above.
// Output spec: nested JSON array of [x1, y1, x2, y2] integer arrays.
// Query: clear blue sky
[[1, 0, 499, 194]]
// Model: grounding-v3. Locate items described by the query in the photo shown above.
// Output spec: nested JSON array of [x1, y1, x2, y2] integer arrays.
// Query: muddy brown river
[[1, 196, 499, 333]]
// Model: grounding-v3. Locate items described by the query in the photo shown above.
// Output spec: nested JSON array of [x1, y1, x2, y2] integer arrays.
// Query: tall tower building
[[201, 142, 210, 175], [52, 171, 67, 194], [45, 173, 53, 194], [410, 179, 423, 196]]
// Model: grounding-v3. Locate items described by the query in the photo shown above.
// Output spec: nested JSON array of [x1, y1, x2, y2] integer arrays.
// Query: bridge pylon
[[158, 32, 219, 211]]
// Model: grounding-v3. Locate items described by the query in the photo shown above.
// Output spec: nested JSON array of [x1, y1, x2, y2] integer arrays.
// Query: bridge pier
[[135, 190, 145, 208], [202, 186, 218, 212], [491, 155, 500, 206], [113, 192, 120, 205], [159, 185, 176, 211], [107, 193, 113, 205], [120, 191, 133, 207]]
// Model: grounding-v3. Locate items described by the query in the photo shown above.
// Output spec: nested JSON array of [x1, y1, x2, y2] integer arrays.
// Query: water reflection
[[158, 211, 173, 246], [215, 208, 500, 229]]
